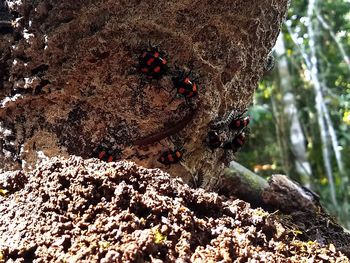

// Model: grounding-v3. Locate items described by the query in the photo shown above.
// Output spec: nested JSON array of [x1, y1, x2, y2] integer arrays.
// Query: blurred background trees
[[238, 0, 350, 228]]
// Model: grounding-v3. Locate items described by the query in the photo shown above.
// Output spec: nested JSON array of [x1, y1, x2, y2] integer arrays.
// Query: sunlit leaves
[[243, 0, 350, 227], [343, 111, 350, 125]]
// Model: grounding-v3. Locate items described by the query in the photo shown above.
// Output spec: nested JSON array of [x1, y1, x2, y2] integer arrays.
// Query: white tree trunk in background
[[284, 1, 339, 207], [307, 0, 337, 206], [275, 34, 312, 187], [316, 11, 350, 73]]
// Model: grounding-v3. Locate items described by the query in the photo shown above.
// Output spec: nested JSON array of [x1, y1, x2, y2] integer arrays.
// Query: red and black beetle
[[158, 148, 184, 165], [211, 109, 250, 131], [138, 46, 168, 80], [94, 145, 121, 163], [222, 131, 248, 153], [228, 115, 250, 131], [205, 130, 222, 150], [171, 71, 198, 102], [98, 150, 114, 162]]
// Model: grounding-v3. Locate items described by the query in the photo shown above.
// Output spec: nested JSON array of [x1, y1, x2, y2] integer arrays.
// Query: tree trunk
[[306, 0, 337, 206], [274, 33, 312, 186], [0, 0, 289, 189]]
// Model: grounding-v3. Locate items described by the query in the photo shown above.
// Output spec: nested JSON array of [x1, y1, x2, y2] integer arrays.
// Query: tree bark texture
[[0, 0, 288, 188]]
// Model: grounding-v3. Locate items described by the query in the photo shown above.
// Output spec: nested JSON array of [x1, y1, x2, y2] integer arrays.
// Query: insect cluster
[[138, 45, 199, 166], [94, 44, 199, 166], [205, 109, 250, 153], [93, 44, 252, 166], [137, 45, 199, 103]]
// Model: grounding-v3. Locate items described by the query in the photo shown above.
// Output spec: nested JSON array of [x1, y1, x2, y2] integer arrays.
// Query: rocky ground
[[0, 156, 349, 262]]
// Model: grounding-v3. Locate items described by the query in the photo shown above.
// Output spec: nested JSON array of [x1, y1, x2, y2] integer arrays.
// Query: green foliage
[[237, 83, 284, 177], [239, 0, 350, 228]]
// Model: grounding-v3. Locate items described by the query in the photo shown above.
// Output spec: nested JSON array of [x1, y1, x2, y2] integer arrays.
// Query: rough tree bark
[[0, 0, 288, 190]]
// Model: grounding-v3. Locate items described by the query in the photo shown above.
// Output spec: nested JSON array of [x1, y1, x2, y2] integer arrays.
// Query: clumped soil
[[0, 156, 349, 262]]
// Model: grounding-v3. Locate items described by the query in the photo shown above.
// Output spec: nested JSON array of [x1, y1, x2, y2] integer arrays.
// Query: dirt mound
[[0, 156, 349, 262]]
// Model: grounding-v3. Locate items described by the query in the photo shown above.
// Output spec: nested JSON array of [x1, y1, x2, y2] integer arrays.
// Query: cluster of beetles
[[94, 44, 251, 166], [206, 109, 250, 153]]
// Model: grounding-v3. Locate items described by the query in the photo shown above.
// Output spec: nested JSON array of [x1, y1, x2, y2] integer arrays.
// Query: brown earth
[[0, 156, 349, 262]]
